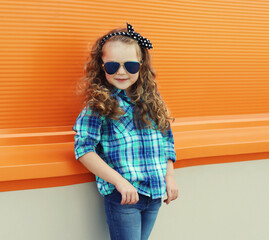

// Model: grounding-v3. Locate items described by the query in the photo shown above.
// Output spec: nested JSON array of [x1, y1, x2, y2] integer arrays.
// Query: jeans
[[104, 189, 162, 240]]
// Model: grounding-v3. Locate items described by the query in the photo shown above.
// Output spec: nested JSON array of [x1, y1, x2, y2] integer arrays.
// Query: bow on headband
[[100, 23, 153, 49]]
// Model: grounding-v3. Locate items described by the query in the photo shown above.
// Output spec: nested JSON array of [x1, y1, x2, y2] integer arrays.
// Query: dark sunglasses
[[102, 61, 142, 75]]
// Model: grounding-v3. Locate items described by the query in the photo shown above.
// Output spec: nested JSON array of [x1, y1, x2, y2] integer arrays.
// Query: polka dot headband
[[100, 22, 153, 49]]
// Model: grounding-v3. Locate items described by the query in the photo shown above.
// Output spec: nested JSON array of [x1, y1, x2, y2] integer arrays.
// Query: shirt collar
[[111, 86, 122, 97], [111, 87, 134, 105]]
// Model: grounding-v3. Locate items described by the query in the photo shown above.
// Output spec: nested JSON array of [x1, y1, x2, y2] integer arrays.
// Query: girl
[[73, 23, 178, 240]]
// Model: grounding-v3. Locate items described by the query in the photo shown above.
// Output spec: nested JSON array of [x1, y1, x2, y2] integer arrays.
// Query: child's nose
[[117, 65, 127, 74]]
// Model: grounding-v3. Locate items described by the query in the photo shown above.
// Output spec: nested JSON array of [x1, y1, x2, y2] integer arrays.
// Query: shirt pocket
[[111, 115, 135, 137]]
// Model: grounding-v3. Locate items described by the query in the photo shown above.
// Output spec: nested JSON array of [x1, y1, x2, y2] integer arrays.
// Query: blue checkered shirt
[[72, 87, 176, 199]]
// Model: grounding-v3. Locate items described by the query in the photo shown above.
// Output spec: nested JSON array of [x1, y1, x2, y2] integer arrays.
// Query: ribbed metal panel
[[0, 0, 269, 128]]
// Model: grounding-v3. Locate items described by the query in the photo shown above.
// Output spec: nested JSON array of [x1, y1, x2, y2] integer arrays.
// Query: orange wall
[[1, 0, 269, 129], [1, 1, 269, 192]]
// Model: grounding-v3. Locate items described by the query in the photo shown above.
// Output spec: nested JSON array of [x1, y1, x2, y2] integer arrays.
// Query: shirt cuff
[[74, 145, 96, 160], [166, 151, 177, 163]]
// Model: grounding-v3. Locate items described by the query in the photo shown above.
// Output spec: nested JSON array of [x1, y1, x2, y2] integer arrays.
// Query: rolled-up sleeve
[[72, 107, 103, 160], [162, 128, 177, 163]]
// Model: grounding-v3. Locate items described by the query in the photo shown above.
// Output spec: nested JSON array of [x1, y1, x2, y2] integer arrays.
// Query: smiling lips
[[116, 78, 128, 81]]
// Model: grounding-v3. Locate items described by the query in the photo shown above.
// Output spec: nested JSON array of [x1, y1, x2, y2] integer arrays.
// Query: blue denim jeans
[[104, 189, 162, 240]]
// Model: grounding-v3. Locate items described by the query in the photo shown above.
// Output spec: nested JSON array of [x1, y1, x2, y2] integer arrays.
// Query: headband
[[100, 23, 153, 49]]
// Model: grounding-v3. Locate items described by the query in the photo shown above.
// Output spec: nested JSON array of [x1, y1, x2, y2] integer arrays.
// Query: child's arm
[[79, 151, 139, 205], [164, 159, 178, 205]]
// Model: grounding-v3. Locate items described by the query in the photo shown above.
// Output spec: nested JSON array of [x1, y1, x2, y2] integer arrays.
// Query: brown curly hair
[[76, 26, 174, 133]]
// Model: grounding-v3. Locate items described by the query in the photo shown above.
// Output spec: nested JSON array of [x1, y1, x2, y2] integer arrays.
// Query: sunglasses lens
[[104, 62, 120, 75], [124, 61, 141, 74]]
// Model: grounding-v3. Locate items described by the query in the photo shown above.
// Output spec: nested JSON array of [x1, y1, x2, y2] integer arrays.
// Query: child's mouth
[[116, 79, 128, 82]]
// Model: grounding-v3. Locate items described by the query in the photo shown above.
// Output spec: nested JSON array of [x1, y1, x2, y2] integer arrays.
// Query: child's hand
[[164, 175, 178, 205], [115, 178, 139, 205]]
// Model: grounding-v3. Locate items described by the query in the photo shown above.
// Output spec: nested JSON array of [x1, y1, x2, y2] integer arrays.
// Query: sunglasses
[[102, 61, 142, 75]]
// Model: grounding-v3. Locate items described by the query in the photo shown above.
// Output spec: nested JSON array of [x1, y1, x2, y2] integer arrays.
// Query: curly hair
[[77, 26, 174, 133]]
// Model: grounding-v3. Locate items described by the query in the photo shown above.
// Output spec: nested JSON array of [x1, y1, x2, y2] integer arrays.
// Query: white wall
[[1, 159, 269, 240], [152, 158, 269, 240]]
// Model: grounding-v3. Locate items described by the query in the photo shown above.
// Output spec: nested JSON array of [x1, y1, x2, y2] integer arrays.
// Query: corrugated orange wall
[[1, 0, 269, 129]]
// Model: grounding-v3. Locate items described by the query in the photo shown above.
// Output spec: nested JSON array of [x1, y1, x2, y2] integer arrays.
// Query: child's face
[[102, 41, 141, 95]]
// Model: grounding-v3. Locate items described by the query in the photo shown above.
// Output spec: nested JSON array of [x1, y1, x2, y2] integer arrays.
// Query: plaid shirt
[[72, 87, 176, 199]]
